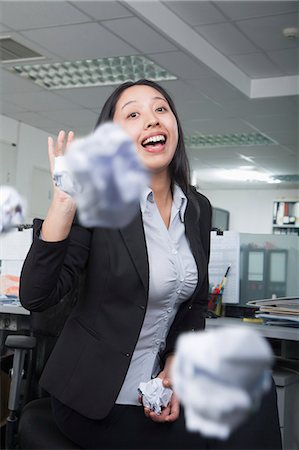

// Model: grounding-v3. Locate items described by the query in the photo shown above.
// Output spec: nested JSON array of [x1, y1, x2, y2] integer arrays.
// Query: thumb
[[162, 377, 172, 388]]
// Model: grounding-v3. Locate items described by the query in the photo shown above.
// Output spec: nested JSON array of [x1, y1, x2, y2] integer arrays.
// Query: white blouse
[[116, 184, 198, 405]]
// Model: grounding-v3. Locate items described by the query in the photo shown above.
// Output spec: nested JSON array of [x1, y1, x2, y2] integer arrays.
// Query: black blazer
[[20, 187, 212, 420]]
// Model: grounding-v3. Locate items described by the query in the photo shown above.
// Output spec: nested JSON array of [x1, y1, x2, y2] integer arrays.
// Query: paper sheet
[[209, 231, 240, 304]]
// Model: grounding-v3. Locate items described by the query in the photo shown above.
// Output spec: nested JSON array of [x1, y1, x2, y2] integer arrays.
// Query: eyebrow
[[121, 96, 167, 111]]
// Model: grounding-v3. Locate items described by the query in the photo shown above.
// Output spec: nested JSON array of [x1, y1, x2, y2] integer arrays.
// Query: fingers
[[143, 395, 180, 423], [66, 130, 75, 149], [48, 130, 74, 157], [48, 130, 74, 177], [165, 397, 180, 422], [56, 130, 66, 156]]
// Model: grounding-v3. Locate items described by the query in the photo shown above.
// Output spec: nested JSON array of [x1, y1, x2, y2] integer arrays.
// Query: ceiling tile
[[215, 1, 299, 21], [149, 51, 214, 80], [267, 48, 299, 76], [55, 85, 115, 110], [44, 125, 94, 138], [256, 155, 298, 173], [245, 114, 298, 134], [104, 17, 177, 53], [228, 52, 284, 78], [9, 111, 67, 130], [233, 144, 292, 159], [182, 100, 226, 121], [0, 99, 27, 114], [265, 131, 298, 147], [0, 91, 83, 112], [186, 118, 257, 135], [41, 108, 98, 129], [21, 22, 136, 60], [0, 68, 43, 94], [0, 1, 91, 30], [70, 1, 133, 20], [158, 79, 209, 104], [0, 23, 11, 33], [223, 97, 298, 118], [194, 22, 258, 55], [237, 13, 299, 51], [163, 1, 226, 26], [186, 77, 247, 102]]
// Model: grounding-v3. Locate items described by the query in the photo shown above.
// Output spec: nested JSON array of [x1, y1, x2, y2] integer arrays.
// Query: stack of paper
[[246, 297, 299, 327]]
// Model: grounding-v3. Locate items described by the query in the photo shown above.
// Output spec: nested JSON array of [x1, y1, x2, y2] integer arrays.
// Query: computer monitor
[[212, 207, 230, 231]]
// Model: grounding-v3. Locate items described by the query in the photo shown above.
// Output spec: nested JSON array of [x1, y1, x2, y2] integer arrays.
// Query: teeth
[[142, 135, 166, 145]]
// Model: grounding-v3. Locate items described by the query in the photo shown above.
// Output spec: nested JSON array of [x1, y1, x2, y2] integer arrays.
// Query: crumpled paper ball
[[172, 327, 273, 439], [0, 185, 26, 233], [52, 156, 82, 197], [53, 122, 149, 228], [138, 378, 173, 415]]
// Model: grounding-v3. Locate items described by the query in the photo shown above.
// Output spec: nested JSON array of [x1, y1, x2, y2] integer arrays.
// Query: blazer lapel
[[185, 196, 207, 298], [120, 210, 149, 295]]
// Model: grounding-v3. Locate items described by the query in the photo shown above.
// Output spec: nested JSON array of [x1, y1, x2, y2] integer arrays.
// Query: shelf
[[273, 225, 299, 229], [272, 201, 299, 235]]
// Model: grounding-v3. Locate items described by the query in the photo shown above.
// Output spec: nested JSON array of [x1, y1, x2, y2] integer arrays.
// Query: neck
[[150, 171, 172, 202], [150, 171, 173, 229]]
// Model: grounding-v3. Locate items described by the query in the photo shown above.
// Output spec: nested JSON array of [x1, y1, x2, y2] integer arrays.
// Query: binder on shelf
[[272, 200, 299, 235]]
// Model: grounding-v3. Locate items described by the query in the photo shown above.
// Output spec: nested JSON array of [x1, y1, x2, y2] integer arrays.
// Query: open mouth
[[141, 134, 167, 148]]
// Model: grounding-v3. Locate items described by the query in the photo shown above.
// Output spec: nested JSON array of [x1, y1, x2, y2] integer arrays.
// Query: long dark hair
[[95, 79, 190, 193]]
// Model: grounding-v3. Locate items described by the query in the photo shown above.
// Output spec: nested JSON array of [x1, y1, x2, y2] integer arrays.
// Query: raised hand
[[48, 130, 75, 203], [42, 130, 77, 241]]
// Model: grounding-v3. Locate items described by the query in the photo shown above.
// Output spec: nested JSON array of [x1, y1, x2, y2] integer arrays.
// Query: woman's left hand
[[144, 355, 180, 423]]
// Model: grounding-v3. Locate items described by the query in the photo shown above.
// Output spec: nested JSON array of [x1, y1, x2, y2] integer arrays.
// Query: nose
[[144, 114, 159, 129]]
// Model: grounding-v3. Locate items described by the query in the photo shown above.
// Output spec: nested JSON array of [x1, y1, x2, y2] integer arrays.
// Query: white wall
[[1, 113, 50, 220], [15, 121, 51, 218], [202, 188, 299, 233]]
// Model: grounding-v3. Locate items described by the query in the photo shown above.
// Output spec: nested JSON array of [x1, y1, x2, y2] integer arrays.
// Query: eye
[[127, 111, 139, 119], [156, 106, 167, 113]]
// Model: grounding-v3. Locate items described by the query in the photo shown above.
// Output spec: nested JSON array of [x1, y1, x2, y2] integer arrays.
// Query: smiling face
[[113, 84, 179, 176]]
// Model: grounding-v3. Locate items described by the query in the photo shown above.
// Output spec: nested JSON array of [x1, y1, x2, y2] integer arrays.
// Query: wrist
[[42, 198, 76, 242]]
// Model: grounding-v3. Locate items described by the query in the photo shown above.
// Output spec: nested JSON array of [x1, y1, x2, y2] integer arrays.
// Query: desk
[[206, 316, 299, 340], [206, 317, 299, 450], [206, 317, 299, 359], [0, 304, 30, 331]]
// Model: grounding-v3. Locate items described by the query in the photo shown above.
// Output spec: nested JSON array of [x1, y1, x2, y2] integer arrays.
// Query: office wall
[[1, 114, 50, 220], [202, 188, 299, 234]]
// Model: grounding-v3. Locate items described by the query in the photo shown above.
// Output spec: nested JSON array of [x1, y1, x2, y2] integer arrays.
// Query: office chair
[[4, 288, 82, 449]]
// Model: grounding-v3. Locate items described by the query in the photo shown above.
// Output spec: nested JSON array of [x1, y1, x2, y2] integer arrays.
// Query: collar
[[140, 184, 187, 221]]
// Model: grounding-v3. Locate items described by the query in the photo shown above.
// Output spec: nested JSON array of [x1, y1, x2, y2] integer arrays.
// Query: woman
[[20, 79, 281, 449]]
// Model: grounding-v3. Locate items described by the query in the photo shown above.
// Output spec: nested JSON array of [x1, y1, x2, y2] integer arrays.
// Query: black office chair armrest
[[4, 335, 36, 449], [5, 335, 36, 350]]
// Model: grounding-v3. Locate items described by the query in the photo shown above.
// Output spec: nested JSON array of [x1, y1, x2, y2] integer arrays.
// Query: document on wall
[[208, 231, 240, 304]]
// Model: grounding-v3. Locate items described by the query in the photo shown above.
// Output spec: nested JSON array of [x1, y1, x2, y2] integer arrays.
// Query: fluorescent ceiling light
[[10, 55, 177, 89], [184, 132, 276, 148], [219, 169, 281, 184]]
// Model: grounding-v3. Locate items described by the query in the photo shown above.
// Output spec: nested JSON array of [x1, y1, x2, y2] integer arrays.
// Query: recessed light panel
[[10, 55, 177, 89], [273, 174, 299, 183], [184, 132, 276, 148]]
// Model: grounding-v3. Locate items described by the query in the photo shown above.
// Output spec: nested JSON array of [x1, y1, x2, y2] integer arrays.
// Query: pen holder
[[208, 292, 223, 317]]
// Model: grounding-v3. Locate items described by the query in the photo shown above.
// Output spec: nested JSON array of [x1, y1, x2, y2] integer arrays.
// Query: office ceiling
[[0, 0, 298, 190]]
